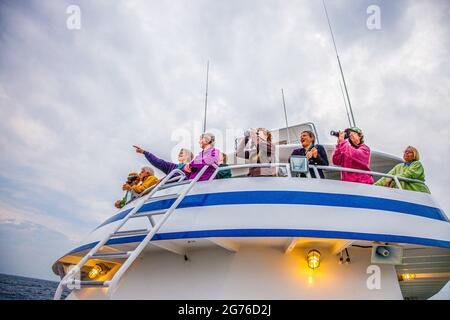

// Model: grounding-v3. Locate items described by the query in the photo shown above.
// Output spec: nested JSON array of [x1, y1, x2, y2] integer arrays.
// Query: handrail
[[314, 165, 429, 191], [209, 163, 291, 180], [124, 169, 187, 205], [207, 162, 429, 192], [105, 165, 209, 298], [54, 168, 187, 300]]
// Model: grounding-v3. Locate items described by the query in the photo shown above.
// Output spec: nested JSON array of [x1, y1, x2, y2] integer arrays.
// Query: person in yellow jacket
[[124, 166, 159, 194]]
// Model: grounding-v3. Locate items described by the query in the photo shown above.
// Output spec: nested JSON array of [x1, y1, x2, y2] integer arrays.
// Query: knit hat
[[347, 127, 364, 144]]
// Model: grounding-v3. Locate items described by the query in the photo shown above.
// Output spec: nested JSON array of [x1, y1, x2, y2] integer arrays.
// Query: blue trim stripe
[[96, 191, 448, 230], [67, 228, 450, 255]]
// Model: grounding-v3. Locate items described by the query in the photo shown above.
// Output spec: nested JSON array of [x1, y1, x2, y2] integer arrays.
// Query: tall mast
[[281, 88, 291, 143], [339, 80, 352, 128], [322, 0, 356, 127], [202, 60, 210, 133]]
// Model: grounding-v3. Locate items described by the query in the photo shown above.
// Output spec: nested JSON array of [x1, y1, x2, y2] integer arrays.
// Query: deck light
[[88, 264, 104, 279], [401, 273, 416, 281], [307, 250, 321, 270]]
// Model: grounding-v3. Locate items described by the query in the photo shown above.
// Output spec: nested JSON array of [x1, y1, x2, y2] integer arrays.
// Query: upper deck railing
[[210, 163, 428, 190], [127, 163, 429, 205]]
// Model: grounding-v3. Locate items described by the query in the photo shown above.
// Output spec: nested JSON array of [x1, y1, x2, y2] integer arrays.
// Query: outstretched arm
[[133, 145, 177, 174]]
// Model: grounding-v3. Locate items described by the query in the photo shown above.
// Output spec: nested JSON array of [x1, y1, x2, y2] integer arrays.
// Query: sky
[[0, 0, 449, 281]]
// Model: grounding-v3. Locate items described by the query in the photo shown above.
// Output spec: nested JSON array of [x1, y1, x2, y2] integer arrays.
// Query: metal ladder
[[54, 166, 208, 300]]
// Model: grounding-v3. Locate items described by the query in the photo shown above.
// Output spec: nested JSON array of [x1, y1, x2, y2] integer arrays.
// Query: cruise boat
[[52, 122, 450, 300]]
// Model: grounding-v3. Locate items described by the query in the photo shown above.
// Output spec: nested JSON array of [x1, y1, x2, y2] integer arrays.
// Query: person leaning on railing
[[375, 146, 429, 193], [236, 128, 275, 177], [183, 132, 220, 181], [290, 130, 329, 178], [124, 166, 159, 194], [133, 146, 193, 175], [332, 127, 374, 184]]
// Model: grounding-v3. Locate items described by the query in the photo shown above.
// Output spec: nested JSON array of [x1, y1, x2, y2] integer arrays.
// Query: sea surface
[[0, 273, 70, 300]]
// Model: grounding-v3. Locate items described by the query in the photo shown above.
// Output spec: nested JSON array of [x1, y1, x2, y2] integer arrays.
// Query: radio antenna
[[202, 60, 210, 133], [281, 88, 291, 143], [339, 80, 352, 128], [322, 0, 356, 127]]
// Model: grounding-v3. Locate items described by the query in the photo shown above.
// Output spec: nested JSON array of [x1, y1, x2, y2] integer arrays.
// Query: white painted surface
[[67, 246, 402, 300], [70, 177, 449, 253], [428, 281, 450, 300]]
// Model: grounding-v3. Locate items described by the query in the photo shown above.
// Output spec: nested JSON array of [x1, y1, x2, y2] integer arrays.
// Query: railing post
[[286, 164, 292, 178], [393, 176, 403, 190], [312, 166, 321, 179], [209, 164, 220, 181]]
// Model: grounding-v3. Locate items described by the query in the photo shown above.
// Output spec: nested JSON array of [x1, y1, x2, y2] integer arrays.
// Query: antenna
[[322, 0, 356, 127], [202, 60, 210, 133], [281, 88, 291, 143], [339, 80, 352, 128]]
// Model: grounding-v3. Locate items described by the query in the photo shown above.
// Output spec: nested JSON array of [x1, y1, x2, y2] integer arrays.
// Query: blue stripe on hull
[[96, 190, 448, 230], [67, 228, 450, 256]]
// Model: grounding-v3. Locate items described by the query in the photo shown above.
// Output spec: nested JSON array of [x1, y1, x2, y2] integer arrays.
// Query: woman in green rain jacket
[[375, 146, 429, 193]]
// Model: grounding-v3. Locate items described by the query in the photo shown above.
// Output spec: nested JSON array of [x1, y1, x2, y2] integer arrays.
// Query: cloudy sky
[[0, 0, 449, 281]]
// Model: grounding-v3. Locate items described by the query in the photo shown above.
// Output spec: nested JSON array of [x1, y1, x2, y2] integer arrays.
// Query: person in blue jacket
[[290, 130, 329, 178]]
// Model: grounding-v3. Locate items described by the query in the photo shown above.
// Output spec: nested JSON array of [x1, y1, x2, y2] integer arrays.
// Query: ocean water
[[0, 273, 70, 300]]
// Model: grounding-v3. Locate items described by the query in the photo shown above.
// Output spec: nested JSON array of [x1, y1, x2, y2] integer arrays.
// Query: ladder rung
[[92, 251, 131, 259], [132, 210, 167, 218], [77, 281, 107, 288], [112, 229, 149, 237], [146, 193, 179, 202]]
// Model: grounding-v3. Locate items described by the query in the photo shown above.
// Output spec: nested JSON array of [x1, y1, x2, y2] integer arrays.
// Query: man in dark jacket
[[290, 131, 329, 178]]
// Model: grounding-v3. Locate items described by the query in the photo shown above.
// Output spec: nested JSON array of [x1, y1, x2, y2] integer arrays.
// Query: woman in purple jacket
[[134, 146, 193, 175], [183, 133, 220, 181]]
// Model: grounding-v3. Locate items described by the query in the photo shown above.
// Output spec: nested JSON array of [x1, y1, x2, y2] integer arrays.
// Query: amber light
[[88, 264, 104, 279], [401, 273, 416, 281], [307, 250, 321, 270]]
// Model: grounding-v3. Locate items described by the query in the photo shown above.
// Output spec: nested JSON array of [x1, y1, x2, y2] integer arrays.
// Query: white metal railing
[[209, 163, 292, 180], [314, 165, 429, 191], [125, 162, 430, 208], [207, 162, 429, 192], [104, 165, 208, 298], [54, 168, 190, 300]]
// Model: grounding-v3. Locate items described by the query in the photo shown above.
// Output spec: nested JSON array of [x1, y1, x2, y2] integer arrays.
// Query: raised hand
[[133, 145, 145, 154]]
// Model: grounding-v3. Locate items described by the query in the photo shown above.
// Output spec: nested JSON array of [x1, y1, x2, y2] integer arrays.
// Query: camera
[[330, 129, 349, 139], [127, 175, 139, 184]]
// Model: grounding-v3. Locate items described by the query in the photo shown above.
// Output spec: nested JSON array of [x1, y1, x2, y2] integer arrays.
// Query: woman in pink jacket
[[332, 127, 374, 184]]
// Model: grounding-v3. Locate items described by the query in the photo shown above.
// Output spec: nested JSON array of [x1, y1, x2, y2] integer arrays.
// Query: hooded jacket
[[187, 147, 219, 181], [332, 139, 374, 184]]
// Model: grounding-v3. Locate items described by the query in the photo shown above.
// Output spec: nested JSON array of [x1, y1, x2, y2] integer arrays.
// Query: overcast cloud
[[0, 0, 449, 280]]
